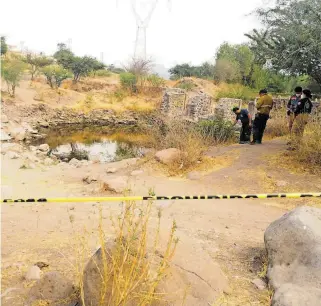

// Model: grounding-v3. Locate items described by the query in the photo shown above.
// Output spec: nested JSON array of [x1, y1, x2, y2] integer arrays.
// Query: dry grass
[[73, 197, 179, 306]]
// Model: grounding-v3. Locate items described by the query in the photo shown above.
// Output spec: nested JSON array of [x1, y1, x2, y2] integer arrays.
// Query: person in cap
[[232, 107, 252, 144], [291, 88, 313, 143], [251, 89, 273, 144], [287, 86, 302, 135]]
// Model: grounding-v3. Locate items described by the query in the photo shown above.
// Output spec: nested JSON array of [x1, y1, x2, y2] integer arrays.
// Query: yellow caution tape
[[1, 193, 321, 203]]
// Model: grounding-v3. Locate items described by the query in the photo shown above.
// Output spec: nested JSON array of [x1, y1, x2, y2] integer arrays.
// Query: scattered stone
[[28, 272, 76, 304], [23, 152, 40, 163], [39, 144, 50, 152], [29, 146, 37, 152], [34, 262, 49, 270], [0, 130, 12, 141], [6, 151, 20, 159], [39, 121, 49, 128], [44, 158, 54, 166], [265, 206, 321, 305], [100, 176, 128, 193], [1, 114, 9, 123], [83, 175, 98, 184], [130, 170, 144, 176], [187, 171, 201, 180], [251, 278, 267, 290], [106, 167, 117, 174], [25, 265, 41, 281], [155, 148, 183, 165], [276, 180, 288, 187], [10, 127, 26, 141], [20, 160, 36, 169], [1, 143, 23, 153], [29, 129, 39, 134], [69, 158, 81, 167]]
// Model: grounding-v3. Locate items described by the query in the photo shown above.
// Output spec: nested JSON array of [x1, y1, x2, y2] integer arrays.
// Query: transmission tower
[[131, 0, 171, 59]]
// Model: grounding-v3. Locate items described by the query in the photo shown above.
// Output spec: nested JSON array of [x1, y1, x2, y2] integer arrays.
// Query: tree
[[25, 53, 53, 80], [1, 36, 8, 56], [123, 58, 153, 76], [1, 56, 27, 97], [213, 59, 241, 83], [53, 43, 75, 70], [169, 63, 194, 79], [70, 56, 99, 82], [42, 64, 71, 88], [246, 0, 321, 88], [214, 42, 254, 85]]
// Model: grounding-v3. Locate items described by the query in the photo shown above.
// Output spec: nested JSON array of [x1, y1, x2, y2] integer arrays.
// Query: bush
[[293, 124, 321, 171], [215, 83, 257, 101], [120, 72, 137, 92], [89, 69, 111, 78], [42, 64, 71, 88], [146, 74, 165, 87], [197, 118, 235, 144], [176, 80, 197, 91]]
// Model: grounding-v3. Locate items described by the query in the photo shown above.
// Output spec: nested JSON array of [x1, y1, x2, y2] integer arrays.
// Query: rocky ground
[[2, 112, 321, 305], [1, 85, 321, 305]]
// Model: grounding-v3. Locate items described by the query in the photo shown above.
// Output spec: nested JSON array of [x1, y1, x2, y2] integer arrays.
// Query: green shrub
[[216, 83, 257, 101], [120, 72, 137, 92], [197, 118, 235, 144], [146, 74, 165, 87], [89, 69, 111, 77], [177, 80, 196, 91], [42, 64, 71, 88]]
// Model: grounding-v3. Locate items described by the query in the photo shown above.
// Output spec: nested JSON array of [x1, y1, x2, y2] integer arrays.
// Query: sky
[[0, 0, 264, 71]]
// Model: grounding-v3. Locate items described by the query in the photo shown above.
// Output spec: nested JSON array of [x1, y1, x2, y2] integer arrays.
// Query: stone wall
[[214, 98, 242, 121], [160, 88, 187, 118], [186, 93, 213, 121]]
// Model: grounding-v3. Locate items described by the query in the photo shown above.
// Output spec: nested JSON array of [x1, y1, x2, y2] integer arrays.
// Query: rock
[[29, 146, 37, 152], [155, 148, 183, 165], [130, 170, 144, 176], [34, 262, 49, 270], [25, 265, 41, 281], [251, 278, 267, 290], [265, 206, 321, 304], [1, 143, 23, 153], [20, 160, 36, 169], [23, 152, 40, 163], [106, 167, 117, 174], [29, 129, 39, 134], [44, 158, 54, 166], [187, 171, 201, 180], [83, 175, 98, 184], [28, 272, 76, 305], [272, 284, 321, 306], [39, 121, 49, 128], [0, 130, 11, 141], [10, 127, 26, 141], [276, 180, 288, 187], [1, 114, 9, 123], [39, 143, 50, 152], [100, 176, 128, 193], [69, 158, 81, 167], [6, 151, 20, 159]]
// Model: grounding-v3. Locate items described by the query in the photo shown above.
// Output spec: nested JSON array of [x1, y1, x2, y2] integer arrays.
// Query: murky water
[[36, 125, 153, 163]]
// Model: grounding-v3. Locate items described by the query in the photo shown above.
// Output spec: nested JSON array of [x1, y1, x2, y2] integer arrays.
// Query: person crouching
[[232, 107, 252, 144]]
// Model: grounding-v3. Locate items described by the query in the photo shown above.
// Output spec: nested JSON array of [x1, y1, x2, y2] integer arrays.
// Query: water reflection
[[38, 126, 150, 163]]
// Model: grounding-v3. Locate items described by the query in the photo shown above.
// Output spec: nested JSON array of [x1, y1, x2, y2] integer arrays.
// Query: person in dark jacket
[[293, 88, 313, 138], [287, 86, 302, 134], [232, 107, 252, 144]]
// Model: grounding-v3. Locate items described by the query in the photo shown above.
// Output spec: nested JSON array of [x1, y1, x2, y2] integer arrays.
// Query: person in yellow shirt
[[251, 89, 273, 144]]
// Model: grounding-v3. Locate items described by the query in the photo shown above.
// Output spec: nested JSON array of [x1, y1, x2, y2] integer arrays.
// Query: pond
[[34, 125, 154, 163]]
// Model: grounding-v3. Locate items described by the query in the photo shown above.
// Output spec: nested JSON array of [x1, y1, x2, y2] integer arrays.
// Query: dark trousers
[[253, 114, 269, 143], [240, 121, 251, 142]]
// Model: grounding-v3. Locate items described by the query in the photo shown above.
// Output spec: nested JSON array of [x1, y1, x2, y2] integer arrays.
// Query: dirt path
[[1, 139, 321, 305]]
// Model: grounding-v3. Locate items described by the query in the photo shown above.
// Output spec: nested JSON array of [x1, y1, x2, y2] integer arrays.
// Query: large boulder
[[28, 272, 77, 305], [83, 234, 228, 306], [155, 148, 183, 165], [265, 206, 321, 306]]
